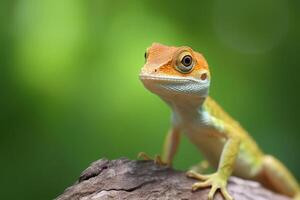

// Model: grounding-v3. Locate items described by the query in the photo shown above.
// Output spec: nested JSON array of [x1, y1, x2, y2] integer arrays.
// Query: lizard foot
[[186, 170, 233, 200], [137, 152, 168, 166]]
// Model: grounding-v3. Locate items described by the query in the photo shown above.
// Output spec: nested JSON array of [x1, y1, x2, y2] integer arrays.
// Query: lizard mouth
[[139, 74, 203, 84], [139, 74, 210, 97]]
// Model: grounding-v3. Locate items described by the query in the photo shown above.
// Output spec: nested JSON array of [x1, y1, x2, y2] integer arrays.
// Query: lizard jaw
[[139, 74, 201, 83], [140, 74, 210, 97]]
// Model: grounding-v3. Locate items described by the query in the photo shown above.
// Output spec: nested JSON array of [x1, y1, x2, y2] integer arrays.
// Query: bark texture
[[56, 158, 291, 200]]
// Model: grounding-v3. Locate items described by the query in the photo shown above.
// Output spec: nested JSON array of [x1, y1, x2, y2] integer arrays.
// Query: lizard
[[138, 43, 300, 200]]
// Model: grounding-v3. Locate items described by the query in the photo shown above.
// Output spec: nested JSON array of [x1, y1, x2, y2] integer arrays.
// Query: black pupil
[[182, 55, 192, 67]]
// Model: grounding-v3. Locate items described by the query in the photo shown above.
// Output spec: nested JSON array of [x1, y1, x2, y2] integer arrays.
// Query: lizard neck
[[161, 94, 207, 124]]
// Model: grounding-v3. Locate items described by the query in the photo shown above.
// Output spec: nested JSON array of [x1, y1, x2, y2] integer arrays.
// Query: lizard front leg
[[138, 126, 181, 166], [187, 132, 240, 200]]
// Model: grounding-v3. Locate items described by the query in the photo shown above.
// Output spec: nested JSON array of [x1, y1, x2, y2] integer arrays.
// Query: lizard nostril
[[154, 69, 158, 73], [200, 73, 207, 81]]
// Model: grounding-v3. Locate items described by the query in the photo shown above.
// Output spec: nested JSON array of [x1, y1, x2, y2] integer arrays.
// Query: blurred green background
[[1, 0, 300, 199]]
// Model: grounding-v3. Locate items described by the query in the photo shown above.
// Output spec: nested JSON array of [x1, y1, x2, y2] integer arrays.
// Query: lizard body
[[139, 43, 300, 200]]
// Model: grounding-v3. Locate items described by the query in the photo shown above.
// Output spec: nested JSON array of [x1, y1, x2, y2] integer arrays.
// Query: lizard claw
[[187, 170, 209, 180], [137, 152, 168, 166], [137, 152, 152, 160], [186, 170, 233, 200]]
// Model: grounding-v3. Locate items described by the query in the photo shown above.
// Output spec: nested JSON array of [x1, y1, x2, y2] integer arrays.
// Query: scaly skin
[[139, 43, 300, 200]]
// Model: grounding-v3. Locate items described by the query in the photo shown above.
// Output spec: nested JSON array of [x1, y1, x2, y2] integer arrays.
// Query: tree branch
[[56, 158, 291, 200]]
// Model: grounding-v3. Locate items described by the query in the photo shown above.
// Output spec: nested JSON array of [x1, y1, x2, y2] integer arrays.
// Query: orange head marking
[[142, 43, 210, 81], [140, 43, 211, 98]]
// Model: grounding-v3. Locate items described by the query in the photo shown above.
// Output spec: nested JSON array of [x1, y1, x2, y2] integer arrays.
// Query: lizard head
[[140, 43, 210, 100]]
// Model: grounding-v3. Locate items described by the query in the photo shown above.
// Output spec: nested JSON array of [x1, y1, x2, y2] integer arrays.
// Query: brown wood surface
[[56, 158, 291, 200]]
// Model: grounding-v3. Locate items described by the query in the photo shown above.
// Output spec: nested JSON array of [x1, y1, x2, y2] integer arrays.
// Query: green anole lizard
[[138, 43, 300, 200]]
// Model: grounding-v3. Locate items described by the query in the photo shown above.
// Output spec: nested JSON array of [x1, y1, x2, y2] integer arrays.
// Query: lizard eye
[[176, 52, 194, 73], [182, 55, 192, 67], [144, 50, 149, 62]]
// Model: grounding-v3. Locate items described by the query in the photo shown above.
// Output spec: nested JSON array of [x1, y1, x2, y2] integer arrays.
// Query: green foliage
[[1, 0, 299, 199]]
